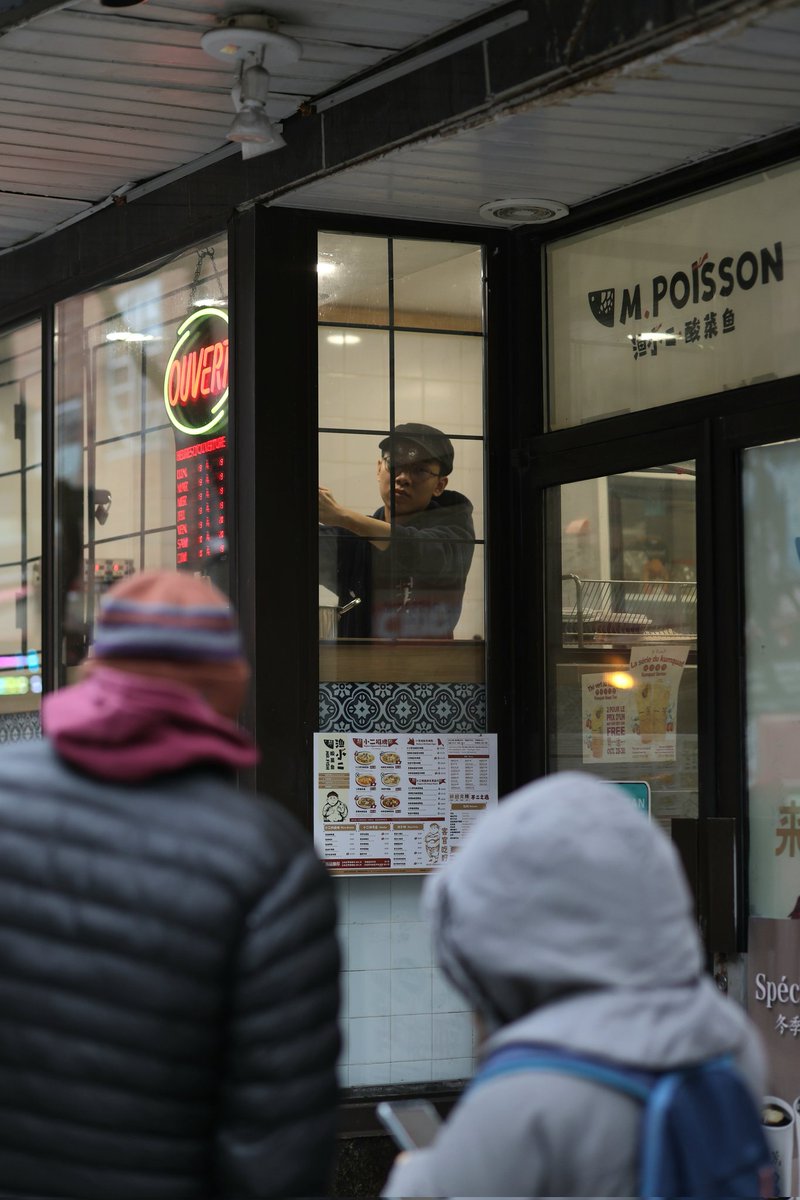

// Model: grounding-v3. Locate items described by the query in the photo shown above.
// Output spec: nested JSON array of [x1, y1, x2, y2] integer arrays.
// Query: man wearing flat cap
[[319, 422, 475, 639]]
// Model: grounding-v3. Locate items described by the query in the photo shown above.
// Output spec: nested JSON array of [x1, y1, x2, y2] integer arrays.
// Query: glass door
[[742, 438, 800, 920], [545, 461, 698, 831]]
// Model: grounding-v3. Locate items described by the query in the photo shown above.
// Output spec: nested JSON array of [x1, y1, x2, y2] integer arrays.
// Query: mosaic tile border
[[0, 711, 41, 743], [319, 682, 485, 733]]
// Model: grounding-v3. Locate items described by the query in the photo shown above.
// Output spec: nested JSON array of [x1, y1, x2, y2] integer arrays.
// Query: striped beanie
[[85, 570, 249, 719]]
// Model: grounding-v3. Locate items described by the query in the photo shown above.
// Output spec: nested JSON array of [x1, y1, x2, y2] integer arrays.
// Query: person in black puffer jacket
[[0, 569, 340, 1199]]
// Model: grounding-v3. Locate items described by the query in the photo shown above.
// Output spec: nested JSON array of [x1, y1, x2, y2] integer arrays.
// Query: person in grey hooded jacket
[[383, 772, 765, 1199]]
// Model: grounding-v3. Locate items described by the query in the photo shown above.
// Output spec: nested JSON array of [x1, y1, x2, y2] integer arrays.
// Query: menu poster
[[581, 644, 689, 764], [582, 674, 629, 763], [628, 645, 689, 762], [314, 732, 498, 875]]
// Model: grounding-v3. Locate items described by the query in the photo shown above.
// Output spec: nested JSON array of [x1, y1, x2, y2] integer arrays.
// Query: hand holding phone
[[377, 1099, 442, 1150]]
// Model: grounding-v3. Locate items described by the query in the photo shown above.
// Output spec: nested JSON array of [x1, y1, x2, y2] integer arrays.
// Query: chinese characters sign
[[549, 161, 800, 429], [582, 645, 689, 763], [313, 732, 498, 875]]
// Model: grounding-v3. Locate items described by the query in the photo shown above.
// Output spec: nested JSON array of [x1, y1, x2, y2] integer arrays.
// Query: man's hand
[[318, 485, 392, 550], [318, 485, 343, 526]]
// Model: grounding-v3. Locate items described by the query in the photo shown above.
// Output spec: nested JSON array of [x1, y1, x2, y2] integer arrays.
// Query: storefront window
[[546, 464, 698, 829], [316, 232, 486, 1086], [743, 439, 800, 919], [0, 320, 42, 731], [54, 240, 229, 677]]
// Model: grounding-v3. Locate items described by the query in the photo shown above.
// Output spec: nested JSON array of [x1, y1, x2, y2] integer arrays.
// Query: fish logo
[[588, 288, 615, 328]]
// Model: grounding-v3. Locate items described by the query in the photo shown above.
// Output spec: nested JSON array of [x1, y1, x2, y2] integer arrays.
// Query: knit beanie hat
[[82, 569, 250, 719]]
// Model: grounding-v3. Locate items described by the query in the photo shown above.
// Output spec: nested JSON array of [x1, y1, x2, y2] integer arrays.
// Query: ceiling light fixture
[[228, 63, 285, 156], [478, 198, 570, 225], [201, 14, 300, 160]]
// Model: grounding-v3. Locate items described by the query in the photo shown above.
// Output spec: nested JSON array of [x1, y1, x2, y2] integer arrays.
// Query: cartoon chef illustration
[[322, 790, 348, 823], [424, 823, 442, 864]]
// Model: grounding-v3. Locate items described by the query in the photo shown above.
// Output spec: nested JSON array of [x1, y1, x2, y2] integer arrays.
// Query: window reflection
[[54, 240, 229, 678], [0, 321, 42, 711]]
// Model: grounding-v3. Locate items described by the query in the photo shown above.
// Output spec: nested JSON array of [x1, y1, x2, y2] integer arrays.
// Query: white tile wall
[[319, 328, 389, 430], [349, 969, 391, 1018], [349, 922, 392, 971], [395, 332, 483, 437], [349, 1015, 391, 1064], [391, 1013, 432, 1061], [433, 1011, 475, 1059], [391, 968, 432, 1015], [335, 875, 476, 1087], [390, 921, 433, 969]]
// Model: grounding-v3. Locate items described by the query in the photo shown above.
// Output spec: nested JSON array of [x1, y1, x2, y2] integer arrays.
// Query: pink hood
[[42, 667, 260, 782]]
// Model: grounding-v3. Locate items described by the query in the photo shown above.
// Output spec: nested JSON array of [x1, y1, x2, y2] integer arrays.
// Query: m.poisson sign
[[588, 241, 784, 328], [163, 306, 229, 436]]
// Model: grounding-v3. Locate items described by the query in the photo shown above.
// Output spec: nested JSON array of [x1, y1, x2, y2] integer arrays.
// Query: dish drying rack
[[561, 575, 697, 647]]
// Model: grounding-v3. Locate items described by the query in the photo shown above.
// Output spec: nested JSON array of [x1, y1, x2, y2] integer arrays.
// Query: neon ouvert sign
[[163, 306, 229, 436]]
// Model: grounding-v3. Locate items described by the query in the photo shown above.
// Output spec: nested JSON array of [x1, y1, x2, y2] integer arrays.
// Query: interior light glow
[[0, 652, 40, 670], [626, 331, 684, 343], [105, 331, 159, 343], [317, 261, 337, 277], [326, 334, 361, 346], [604, 671, 635, 690], [0, 675, 30, 696]]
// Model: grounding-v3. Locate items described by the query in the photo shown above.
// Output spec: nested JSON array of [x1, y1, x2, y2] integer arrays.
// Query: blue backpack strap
[[472, 1041, 656, 1103]]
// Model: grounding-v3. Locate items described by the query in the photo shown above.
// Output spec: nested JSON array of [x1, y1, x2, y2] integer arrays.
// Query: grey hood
[[425, 772, 765, 1080]]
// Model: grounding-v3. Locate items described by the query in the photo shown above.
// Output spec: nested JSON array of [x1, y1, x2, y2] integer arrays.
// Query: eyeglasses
[[381, 455, 441, 482]]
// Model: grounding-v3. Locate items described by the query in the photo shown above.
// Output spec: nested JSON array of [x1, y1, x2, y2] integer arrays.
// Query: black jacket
[[0, 742, 340, 1199], [319, 489, 475, 638]]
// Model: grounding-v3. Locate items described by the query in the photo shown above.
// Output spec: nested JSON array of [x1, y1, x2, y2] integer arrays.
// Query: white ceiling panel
[[275, 3, 800, 226]]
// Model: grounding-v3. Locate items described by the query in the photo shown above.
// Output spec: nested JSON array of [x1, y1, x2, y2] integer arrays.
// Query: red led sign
[[176, 435, 227, 567], [163, 307, 229, 436]]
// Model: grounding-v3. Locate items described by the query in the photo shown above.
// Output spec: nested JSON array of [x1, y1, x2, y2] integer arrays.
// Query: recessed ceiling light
[[478, 198, 570, 225], [327, 334, 361, 346]]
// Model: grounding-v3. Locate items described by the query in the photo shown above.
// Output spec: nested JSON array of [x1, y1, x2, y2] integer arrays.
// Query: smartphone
[[377, 1099, 442, 1150]]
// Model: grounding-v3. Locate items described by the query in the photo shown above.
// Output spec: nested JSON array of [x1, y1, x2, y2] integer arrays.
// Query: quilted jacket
[[0, 740, 340, 1199]]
